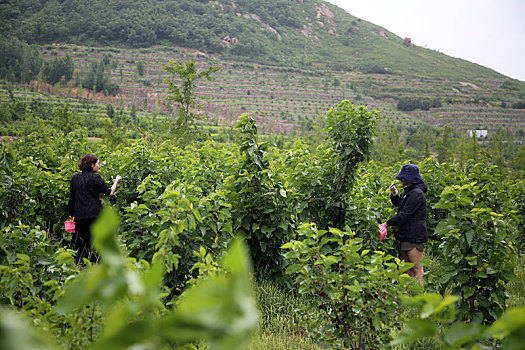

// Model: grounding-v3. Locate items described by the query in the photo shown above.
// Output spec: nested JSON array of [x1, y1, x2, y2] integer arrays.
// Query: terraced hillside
[[28, 44, 525, 135]]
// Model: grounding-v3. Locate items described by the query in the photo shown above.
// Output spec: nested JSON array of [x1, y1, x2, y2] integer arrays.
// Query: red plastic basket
[[64, 220, 75, 233], [378, 224, 387, 241]]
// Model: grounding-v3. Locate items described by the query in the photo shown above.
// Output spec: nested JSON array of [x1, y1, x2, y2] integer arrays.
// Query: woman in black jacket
[[68, 154, 121, 263], [382, 164, 427, 282]]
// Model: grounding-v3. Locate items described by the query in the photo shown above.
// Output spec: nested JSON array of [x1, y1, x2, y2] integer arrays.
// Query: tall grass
[[248, 279, 321, 350], [507, 255, 525, 309]]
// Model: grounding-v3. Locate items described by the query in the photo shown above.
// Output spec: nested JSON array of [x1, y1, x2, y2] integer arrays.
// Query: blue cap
[[395, 164, 423, 184]]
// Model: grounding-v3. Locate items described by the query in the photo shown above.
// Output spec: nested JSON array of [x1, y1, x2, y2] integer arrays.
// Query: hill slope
[[1, 0, 519, 83], [1, 0, 525, 135]]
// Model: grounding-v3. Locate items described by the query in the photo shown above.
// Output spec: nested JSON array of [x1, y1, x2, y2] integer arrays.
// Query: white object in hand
[[389, 183, 398, 196]]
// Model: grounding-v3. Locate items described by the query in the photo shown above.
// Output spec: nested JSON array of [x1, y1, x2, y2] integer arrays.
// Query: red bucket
[[378, 224, 387, 241], [64, 220, 75, 233]]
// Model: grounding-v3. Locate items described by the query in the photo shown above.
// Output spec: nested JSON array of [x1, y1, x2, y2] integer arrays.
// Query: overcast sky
[[326, 0, 525, 82]]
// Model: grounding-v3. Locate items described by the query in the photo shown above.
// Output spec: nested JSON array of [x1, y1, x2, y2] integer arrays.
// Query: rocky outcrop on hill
[[314, 4, 337, 33], [222, 35, 238, 47]]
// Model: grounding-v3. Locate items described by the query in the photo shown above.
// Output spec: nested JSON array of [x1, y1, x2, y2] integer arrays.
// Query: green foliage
[[511, 101, 525, 109], [0, 36, 42, 82], [391, 293, 458, 348], [0, 98, 523, 349], [41, 54, 75, 85], [282, 223, 414, 349], [52, 103, 81, 134], [397, 97, 442, 111], [372, 121, 408, 163], [1, 207, 258, 350], [1, 0, 518, 88], [431, 181, 517, 324], [509, 180, 525, 250], [0, 134, 78, 230], [82, 57, 119, 95], [301, 100, 381, 229], [161, 59, 221, 143], [361, 64, 391, 74], [109, 140, 234, 294], [435, 126, 458, 164], [227, 114, 295, 275], [159, 238, 259, 350], [393, 293, 525, 350], [136, 61, 145, 77], [0, 306, 60, 350]]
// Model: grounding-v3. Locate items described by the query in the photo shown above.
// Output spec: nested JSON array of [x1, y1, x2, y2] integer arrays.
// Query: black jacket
[[68, 172, 111, 219], [386, 182, 428, 243]]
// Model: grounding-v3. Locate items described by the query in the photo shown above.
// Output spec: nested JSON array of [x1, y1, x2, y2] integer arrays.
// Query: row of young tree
[[2, 51, 525, 181], [2, 91, 525, 182], [1, 100, 524, 348]]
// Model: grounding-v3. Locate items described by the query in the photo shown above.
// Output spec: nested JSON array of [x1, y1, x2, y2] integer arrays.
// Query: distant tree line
[[0, 35, 120, 96], [512, 101, 525, 109], [397, 97, 442, 111], [362, 64, 391, 74], [41, 54, 75, 85], [0, 36, 42, 83], [372, 120, 525, 178], [82, 55, 120, 95]]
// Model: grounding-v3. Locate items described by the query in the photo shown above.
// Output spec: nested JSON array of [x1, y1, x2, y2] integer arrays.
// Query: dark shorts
[[400, 241, 426, 252]]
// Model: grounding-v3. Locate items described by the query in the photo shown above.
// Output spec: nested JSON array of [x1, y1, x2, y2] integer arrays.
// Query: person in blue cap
[[381, 164, 428, 282]]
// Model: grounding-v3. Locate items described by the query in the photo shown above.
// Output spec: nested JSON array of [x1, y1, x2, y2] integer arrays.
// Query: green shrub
[[431, 182, 517, 323], [283, 223, 414, 349]]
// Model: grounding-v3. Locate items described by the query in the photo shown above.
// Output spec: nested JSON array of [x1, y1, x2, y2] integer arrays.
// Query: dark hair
[[79, 154, 98, 172]]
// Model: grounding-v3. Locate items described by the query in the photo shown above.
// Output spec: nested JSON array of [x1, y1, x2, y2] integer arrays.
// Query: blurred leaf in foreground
[[160, 237, 259, 350], [0, 306, 60, 350]]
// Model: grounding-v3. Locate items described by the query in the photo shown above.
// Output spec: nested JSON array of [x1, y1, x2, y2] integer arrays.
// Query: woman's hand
[[110, 176, 122, 196], [389, 183, 398, 196]]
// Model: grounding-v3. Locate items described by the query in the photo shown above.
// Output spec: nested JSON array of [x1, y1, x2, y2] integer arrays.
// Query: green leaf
[[0, 306, 58, 350], [421, 295, 458, 319], [463, 286, 475, 299], [465, 229, 474, 246], [500, 328, 525, 350], [91, 206, 122, 264], [440, 269, 458, 284], [90, 321, 154, 350], [390, 319, 437, 346], [159, 238, 258, 350], [281, 242, 293, 249], [488, 307, 525, 337], [401, 293, 458, 319], [328, 227, 343, 237], [16, 253, 30, 262], [444, 322, 487, 348], [192, 208, 203, 223], [42, 280, 58, 287], [434, 218, 456, 235]]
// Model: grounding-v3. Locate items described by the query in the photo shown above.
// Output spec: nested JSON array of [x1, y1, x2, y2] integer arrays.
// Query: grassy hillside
[[1, 0, 525, 136]]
